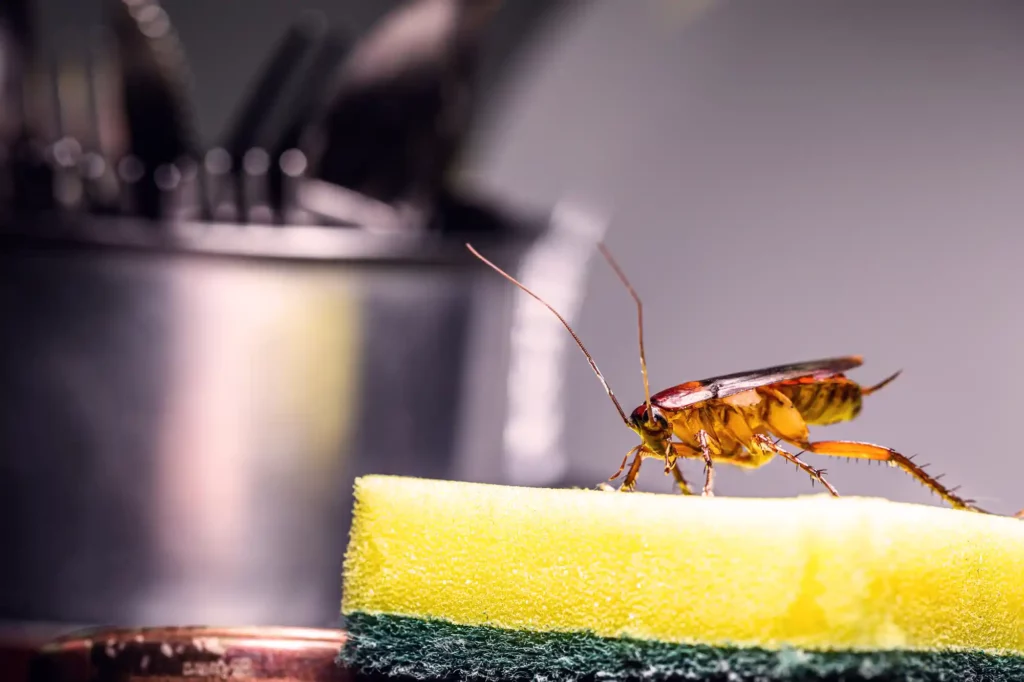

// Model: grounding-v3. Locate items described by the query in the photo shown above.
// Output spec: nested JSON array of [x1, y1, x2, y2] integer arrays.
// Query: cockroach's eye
[[641, 408, 668, 430]]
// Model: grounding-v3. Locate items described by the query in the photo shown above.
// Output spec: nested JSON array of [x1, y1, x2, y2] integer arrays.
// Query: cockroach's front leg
[[608, 445, 641, 482], [618, 446, 648, 491], [670, 463, 693, 495], [754, 434, 838, 497], [665, 445, 696, 495], [668, 442, 714, 495], [695, 430, 715, 497], [800, 440, 984, 513]]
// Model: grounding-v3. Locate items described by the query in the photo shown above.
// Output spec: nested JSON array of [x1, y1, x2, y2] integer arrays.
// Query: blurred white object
[[502, 198, 609, 486]]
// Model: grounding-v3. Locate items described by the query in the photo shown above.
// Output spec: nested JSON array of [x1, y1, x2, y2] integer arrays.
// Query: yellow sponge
[[340, 475, 1024, 680]]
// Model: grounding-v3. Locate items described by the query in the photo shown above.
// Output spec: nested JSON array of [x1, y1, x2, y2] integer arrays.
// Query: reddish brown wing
[[649, 356, 863, 411]]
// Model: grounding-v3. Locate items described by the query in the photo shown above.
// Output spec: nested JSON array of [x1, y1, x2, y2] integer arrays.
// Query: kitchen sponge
[[340, 475, 1024, 681]]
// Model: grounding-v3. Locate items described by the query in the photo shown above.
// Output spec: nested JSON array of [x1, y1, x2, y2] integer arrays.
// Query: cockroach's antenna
[[861, 369, 902, 396], [596, 242, 653, 426], [466, 243, 630, 427]]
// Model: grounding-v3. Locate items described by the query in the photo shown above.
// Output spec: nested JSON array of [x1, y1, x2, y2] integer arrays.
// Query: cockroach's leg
[[801, 440, 985, 513], [618, 446, 648, 491], [667, 442, 705, 495], [754, 434, 838, 497], [1015, 509, 1024, 519], [695, 430, 715, 497], [664, 454, 693, 495], [608, 445, 641, 481], [670, 463, 693, 495]]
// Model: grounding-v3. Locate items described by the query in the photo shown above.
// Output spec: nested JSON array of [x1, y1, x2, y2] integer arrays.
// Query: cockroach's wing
[[650, 356, 863, 410]]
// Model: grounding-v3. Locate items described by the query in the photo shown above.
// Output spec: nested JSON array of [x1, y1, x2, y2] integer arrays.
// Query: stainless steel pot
[[0, 200, 606, 630]]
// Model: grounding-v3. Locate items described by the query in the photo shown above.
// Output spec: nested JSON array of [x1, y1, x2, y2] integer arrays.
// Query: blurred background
[[2, 0, 1023, 646]]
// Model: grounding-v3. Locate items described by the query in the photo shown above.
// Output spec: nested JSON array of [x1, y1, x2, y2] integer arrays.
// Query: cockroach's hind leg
[[695, 430, 716, 497], [802, 440, 983, 513], [756, 435, 838, 497], [1013, 508, 1024, 519]]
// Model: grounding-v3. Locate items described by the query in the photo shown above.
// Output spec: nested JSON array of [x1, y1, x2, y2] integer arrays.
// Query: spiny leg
[[754, 434, 838, 497], [695, 430, 716, 497], [667, 442, 711, 495], [619, 446, 650, 491], [1015, 509, 1024, 519], [664, 448, 694, 495], [608, 445, 642, 482], [801, 440, 985, 513], [608, 441, 703, 496], [670, 462, 694, 495]]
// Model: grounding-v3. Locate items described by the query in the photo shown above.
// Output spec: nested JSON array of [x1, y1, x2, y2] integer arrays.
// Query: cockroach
[[467, 242, 988, 514]]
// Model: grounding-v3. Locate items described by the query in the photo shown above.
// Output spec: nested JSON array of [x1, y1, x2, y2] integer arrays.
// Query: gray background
[[31, 0, 1024, 516], [468, 0, 1024, 514]]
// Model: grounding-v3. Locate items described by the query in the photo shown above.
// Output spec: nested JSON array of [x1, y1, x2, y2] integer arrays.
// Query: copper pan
[[28, 625, 350, 682]]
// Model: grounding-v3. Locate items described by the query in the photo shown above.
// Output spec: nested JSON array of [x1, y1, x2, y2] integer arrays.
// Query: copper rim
[[31, 625, 350, 682]]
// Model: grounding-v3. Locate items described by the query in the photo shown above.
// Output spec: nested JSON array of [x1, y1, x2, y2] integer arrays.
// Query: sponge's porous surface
[[340, 475, 1024, 681]]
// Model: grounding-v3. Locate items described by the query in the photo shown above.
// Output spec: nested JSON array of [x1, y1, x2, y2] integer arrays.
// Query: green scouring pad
[[338, 475, 1024, 681]]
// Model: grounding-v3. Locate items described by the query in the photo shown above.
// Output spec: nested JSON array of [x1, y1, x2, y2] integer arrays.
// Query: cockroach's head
[[629, 404, 670, 439]]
